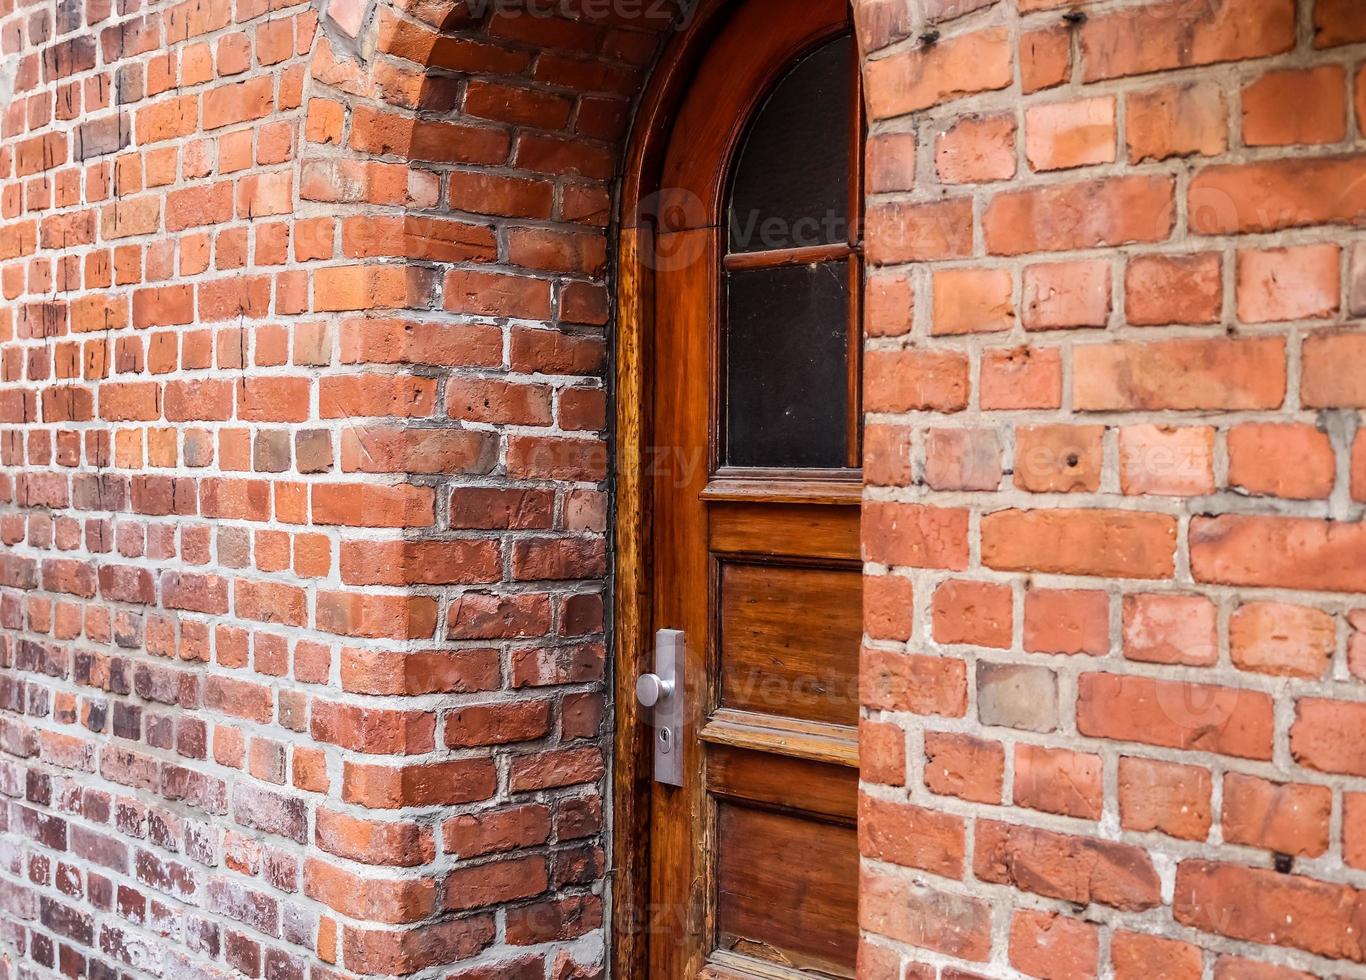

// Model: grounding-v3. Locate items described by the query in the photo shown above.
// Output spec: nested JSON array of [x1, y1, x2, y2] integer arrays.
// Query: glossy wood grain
[[715, 805, 859, 977], [707, 744, 858, 821], [710, 503, 862, 561], [719, 562, 861, 726]]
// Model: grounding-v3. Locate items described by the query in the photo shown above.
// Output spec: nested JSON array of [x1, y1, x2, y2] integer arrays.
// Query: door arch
[[614, 1, 864, 975]]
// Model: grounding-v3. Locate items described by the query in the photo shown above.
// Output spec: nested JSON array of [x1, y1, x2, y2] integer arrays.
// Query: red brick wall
[[6, 0, 1366, 977], [856, 0, 1366, 977], [0, 0, 672, 976]]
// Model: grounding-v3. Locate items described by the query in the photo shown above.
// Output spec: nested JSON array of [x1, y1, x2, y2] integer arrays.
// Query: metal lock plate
[[642, 629, 683, 787]]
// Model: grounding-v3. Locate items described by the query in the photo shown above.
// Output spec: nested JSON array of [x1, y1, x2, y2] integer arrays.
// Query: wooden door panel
[[709, 502, 860, 561], [718, 561, 861, 727], [707, 745, 857, 822], [715, 805, 859, 977]]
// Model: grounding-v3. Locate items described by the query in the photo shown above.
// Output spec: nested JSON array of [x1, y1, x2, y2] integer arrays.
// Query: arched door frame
[[611, 1, 859, 973]]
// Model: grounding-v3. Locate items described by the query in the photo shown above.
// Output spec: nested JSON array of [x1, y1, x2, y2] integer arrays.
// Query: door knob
[[635, 671, 674, 707]]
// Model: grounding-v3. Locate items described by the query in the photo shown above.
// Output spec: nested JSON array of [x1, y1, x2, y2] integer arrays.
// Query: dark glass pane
[[726, 262, 849, 468], [728, 35, 853, 254]]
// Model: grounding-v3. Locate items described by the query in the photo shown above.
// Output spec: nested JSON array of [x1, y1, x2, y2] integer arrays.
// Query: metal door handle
[[635, 672, 674, 707], [640, 629, 683, 787]]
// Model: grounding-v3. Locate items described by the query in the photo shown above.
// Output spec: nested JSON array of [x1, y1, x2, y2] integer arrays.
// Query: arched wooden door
[[641, 0, 865, 975]]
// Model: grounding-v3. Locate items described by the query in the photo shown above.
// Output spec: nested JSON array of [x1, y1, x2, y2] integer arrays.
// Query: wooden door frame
[[611, 2, 859, 974], [611, 5, 725, 975]]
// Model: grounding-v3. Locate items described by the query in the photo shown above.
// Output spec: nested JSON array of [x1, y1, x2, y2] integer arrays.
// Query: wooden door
[[645, 1, 864, 976]]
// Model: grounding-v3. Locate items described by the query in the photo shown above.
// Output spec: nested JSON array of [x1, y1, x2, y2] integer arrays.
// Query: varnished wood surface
[[701, 473, 862, 506], [618, 1, 861, 977], [722, 241, 857, 271], [707, 744, 858, 822], [715, 805, 859, 977], [612, 226, 654, 980], [701, 709, 858, 768], [718, 562, 862, 726], [710, 503, 862, 562], [651, 225, 717, 979]]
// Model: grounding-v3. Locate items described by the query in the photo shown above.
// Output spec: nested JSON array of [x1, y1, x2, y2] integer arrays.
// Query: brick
[[444, 804, 550, 859], [975, 820, 1161, 911], [865, 575, 915, 642], [1189, 155, 1366, 235], [1112, 932, 1202, 980], [864, 28, 1012, 119], [1191, 515, 1366, 593], [1243, 66, 1348, 147], [1124, 252, 1222, 326], [312, 484, 434, 528], [1356, 431, 1366, 503], [934, 113, 1016, 184], [861, 720, 906, 786], [316, 592, 438, 641], [1127, 82, 1227, 162], [982, 509, 1176, 579], [1021, 26, 1070, 94], [342, 918, 496, 975], [1078, 674, 1274, 760], [931, 268, 1013, 335], [343, 759, 498, 809], [863, 648, 967, 718], [1236, 244, 1339, 324], [1315, 0, 1366, 47], [1122, 594, 1217, 667], [1074, 337, 1286, 411], [865, 423, 914, 487], [1302, 332, 1366, 408], [1346, 793, 1366, 870], [1026, 96, 1116, 172], [1118, 756, 1212, 841], [932, 580, 1012, 649], [1221, 774, 1331, 857], [1014, 744, 1102, 820], [866, 198, 974, 265], [1231, 601, 1336, 680], [981, 347, 1062, 410], [1080, 0, 1295, 81], [1013, 425, 1104, 493], [865, 270, 914, 337], [1118, 424, 1215, 497], [1214, 957, 1318, 980], [863, 503, 969, 571], [923, 732, 1003, 804], [976, 662, 1058, 734], [860, 870, 993, 962], [1024, 589, 1109, 657], [866, 349, 968, 414], [983, 176, 1175, 255], [858, 795, 964, 879], [1174, 861, 1366, 962], [305, 859, 436, 924], [1022, 260, 1111, 330], [1009, 911, 1097, 980], [923, 429, 1002, 492], [1291, 699, 1366, 777]]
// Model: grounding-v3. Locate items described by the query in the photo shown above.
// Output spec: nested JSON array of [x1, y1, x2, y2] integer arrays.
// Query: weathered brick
[[1078, 674, 1274, 760]]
